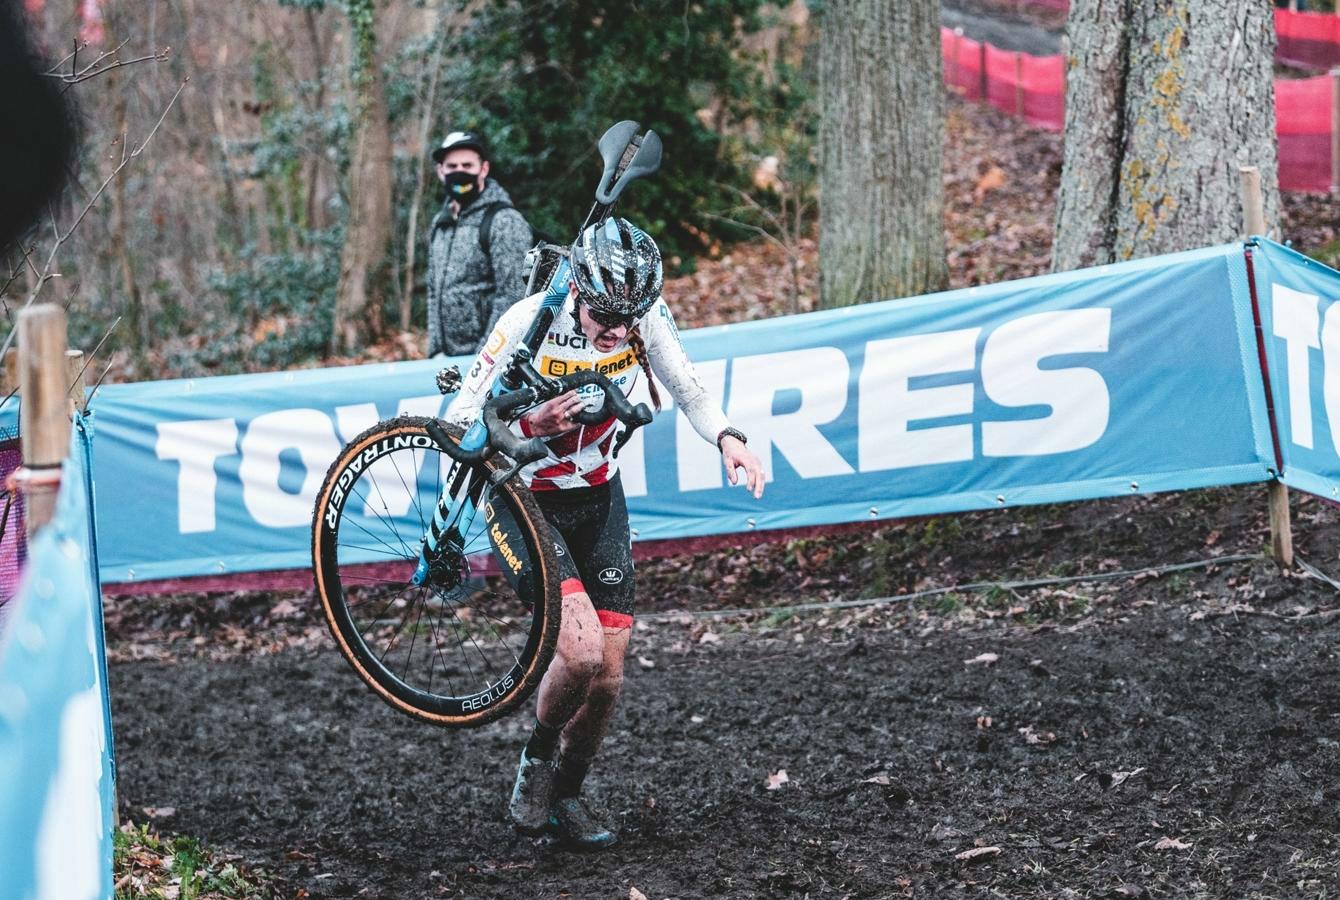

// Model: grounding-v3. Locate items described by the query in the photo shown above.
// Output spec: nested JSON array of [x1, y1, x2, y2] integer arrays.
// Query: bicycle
[[311, 122, 662, 727]]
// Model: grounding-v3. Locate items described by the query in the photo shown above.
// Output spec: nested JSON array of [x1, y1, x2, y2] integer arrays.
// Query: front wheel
[[311, 416, 561, 727]]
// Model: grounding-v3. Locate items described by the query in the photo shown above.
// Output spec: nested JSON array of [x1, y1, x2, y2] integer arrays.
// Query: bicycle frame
[[408, 120, 662, 587], [408, 261, 572, 586]]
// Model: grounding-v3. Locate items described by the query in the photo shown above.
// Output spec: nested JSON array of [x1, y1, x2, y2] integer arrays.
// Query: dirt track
[[110, 483, 1340, 899]]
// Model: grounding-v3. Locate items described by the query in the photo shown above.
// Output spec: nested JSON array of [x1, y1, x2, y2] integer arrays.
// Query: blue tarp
[[1248, 238, 1340, 500], [87, 241, 1280, 585], [0, 416, 114, 900]]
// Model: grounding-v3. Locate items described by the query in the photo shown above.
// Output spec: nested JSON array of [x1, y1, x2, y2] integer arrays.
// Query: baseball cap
[[431, 130, 487, 163]]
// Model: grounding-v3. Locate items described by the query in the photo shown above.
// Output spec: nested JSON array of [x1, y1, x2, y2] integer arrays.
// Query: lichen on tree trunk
[[818, 0, 947, 307], [1053, 0, 1278, 272]]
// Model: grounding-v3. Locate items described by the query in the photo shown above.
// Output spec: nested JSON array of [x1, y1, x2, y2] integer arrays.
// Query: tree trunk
[[331, 0, 392, 355], [817, 0, 946, 307], [1053, 0, 1278, 271]]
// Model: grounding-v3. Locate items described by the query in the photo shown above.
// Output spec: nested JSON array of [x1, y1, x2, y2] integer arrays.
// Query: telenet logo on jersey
[[541, 349, 637, 379]]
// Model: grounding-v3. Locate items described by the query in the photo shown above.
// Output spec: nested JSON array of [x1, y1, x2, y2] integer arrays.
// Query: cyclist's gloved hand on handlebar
[[522, 389, 586, 437], [721, 436, 765, 500]]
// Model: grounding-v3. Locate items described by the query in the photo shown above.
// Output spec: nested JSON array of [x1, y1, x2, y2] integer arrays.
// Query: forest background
[[9, 0, 1340, 383], [11, 0, 823, 378]]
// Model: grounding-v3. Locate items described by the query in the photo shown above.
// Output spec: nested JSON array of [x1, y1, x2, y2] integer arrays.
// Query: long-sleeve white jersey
[[446, 291, 730, 492]]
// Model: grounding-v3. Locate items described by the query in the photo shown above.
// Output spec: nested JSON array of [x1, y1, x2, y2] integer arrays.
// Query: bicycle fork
[[411, 419, 491, 586]]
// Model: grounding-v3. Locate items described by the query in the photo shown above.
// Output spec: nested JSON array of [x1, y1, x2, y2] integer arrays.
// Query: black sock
[[524, 719, 561, 762], [555, 754, 591, 799]]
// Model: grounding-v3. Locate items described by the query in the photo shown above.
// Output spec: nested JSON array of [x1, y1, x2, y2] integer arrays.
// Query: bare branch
[[0, 79, 188, 364], [45, 39, 171, 87]]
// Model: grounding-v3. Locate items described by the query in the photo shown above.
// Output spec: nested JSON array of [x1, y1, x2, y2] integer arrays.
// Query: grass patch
[[114, 821, 273, 899]]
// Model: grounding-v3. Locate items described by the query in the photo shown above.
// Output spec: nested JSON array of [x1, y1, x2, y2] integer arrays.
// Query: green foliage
[[202, 229, 343, 373], [114, 823, 263, 899], [445, 0, 769, 265]]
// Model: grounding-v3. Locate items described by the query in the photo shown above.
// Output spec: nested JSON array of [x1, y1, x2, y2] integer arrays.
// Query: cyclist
[[446, 217, 764, 849]]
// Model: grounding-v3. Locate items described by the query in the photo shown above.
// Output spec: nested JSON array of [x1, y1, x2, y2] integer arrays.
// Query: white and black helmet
[[570, 218, 663, 321]]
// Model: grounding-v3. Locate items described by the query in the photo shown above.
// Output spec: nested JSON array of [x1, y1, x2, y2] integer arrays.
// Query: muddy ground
[[107, 35, 1340, 899], [109, 481, 1340, 900]]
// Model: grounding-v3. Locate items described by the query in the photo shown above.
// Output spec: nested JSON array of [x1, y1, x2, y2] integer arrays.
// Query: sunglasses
[[580, 299, 638, 331]]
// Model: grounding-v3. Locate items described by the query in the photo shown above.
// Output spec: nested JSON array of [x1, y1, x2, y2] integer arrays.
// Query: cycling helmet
[[570, 217, 663, 320]]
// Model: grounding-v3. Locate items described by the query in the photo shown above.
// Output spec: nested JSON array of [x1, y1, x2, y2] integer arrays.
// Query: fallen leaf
[[698, 631, 721, 645], [765, 769, 789, 790], [630, 889, 649, 900], [955, 846, 1002, 862], [963, 652, 998, 666], [1204, 529, 1221, 546], [973, 165, 1007, 203], [1018, 725, 1056, 746], [1110, 767, 1145, 787], [142, 806, 176, 819], [864, 772, 892, 785], [637, 655, 655, 669], [1154, 836, 1192, 851], [269, 599, 301, 619], [930, 823, 963, 842]]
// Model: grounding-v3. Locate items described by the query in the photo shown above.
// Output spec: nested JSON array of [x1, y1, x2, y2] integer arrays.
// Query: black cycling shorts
[[532, 475, 635, 629]]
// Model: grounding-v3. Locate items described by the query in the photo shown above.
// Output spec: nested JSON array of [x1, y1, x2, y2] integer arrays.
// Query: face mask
[[442, 169, 481, 205]]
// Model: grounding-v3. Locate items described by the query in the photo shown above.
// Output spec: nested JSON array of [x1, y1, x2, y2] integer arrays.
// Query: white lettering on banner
[[1273, 284, 1321, 449], [239, 409, 343, 528], [981, 309, 1111, 456], [335, 403, 379, 444], [860, 328, 980, 471], [1322, 303, 1340, 455], [676, 359, 726, 491], [155, 418, 238, 534], [613, 376, 656, 497], [727, 348, 855, 480]]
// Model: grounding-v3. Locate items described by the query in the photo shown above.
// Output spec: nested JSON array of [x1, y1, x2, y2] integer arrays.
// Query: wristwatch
[[716, 427, 748, 452]]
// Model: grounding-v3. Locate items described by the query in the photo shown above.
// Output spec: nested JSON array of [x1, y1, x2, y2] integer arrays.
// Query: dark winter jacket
[[426, 178, 532, 357]]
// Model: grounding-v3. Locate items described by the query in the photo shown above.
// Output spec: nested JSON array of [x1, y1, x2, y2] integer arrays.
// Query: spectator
[[426, 130, 533, 357]]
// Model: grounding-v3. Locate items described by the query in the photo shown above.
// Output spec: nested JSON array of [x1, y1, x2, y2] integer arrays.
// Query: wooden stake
[[0, 348, 15, 400], [951, 27, 963, 94], [1240, 165, 1293, 567], [979, 41, 988, 103], [1014, 52, 1025, 118], [1330, 68, 1340, 196], [66, 350, 86, 416], [18, 304, 70, 535]]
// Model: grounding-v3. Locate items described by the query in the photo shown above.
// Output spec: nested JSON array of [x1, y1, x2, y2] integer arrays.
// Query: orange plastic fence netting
[[983, 42, 1065, 131], [942, 24, 1338, 194], [1276, 8, 1340, 71], [1277, 74, 1333, 193], [942, 29, 987, 102]]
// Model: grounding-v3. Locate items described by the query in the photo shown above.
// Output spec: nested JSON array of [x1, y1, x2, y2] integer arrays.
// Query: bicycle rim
[[312, 416, 560, 727]]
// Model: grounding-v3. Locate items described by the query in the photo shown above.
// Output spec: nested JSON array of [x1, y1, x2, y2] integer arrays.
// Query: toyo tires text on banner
[[1248, 239, 1340, 500], [89, 243, 1278, 585]]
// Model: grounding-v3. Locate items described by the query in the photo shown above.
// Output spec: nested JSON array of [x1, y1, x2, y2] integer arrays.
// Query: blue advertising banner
[[1247, 238, 1340, 500], [89, 243, 1276, 585], [0, 416, 114, 900]]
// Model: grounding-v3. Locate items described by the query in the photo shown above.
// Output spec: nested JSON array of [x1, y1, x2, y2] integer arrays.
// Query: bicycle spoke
[[387, 450, 430, 542], [316, 419, 554, 722], [339, 512, 413, 563], [350, 480, 417, 560], [402, 587, 427, 687]]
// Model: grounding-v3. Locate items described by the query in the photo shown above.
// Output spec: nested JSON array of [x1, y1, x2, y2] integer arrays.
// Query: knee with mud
[[583, 669, 624, 713]]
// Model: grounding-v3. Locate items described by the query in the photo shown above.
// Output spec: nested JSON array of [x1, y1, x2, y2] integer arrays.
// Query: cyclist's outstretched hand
[[523, 390, 585, 437], [721, 437, 765, 499]]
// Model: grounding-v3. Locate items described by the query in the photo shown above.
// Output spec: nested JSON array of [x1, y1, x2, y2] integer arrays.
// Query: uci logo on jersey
[[598, 567, 624, 585]]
